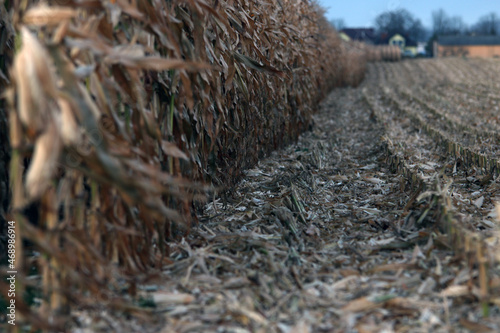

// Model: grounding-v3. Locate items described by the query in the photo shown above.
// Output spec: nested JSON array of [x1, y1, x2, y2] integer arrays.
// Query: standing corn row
[[1, 0, 374, 328]]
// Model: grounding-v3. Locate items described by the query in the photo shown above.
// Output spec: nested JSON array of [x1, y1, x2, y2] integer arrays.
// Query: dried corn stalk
[[1, 0, 377, 328]]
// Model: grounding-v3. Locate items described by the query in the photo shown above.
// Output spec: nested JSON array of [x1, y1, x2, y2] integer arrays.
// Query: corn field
[[0, 0, 393, 330], [3, 0, 500, 331]]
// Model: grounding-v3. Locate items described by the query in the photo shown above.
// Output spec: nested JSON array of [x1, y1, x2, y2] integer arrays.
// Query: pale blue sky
[[318, 0, 499, 28]]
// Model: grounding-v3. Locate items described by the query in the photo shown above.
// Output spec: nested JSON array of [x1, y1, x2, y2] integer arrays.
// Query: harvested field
[[106, 58, 500, 333]]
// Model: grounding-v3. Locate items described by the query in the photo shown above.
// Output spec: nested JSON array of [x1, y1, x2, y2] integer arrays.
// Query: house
[[388, 33, 405, 49], [381, 33, 418, 57], [340, 28, 376, 44], [434, 35, 500, 58], [404, 38, 418, 57]]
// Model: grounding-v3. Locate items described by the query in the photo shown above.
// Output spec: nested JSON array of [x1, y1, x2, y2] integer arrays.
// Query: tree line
[[331, 8, 500, 42]]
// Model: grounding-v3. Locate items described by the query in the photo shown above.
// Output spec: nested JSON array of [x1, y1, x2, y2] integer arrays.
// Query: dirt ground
[[75, 58, 500, 333]]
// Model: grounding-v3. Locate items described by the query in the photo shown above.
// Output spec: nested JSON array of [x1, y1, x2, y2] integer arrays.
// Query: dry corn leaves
[[79, 63, 500, 332], [2, 1, 500, 329], [2, 0, 381, 330]]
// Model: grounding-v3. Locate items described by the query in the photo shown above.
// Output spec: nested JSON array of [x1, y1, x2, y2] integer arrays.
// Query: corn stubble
[[0, 0, 385, 328]]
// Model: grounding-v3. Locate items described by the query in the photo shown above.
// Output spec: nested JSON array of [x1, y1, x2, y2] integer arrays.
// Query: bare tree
[[432, 9, 467, 35], [432, 9, 448, 35], [374, 9, 425, 41], [448, 16, 468, 35], [471, 12, 500, 35]]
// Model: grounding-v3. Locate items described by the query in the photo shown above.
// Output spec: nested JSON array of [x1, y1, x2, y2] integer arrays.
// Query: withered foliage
[[0, 0, 14, 273], [133, 59, 500, 332], [0, 0, 379, 328]]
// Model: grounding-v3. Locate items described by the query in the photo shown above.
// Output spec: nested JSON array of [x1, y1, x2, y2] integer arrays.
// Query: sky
[[318, 0, 499, 28]]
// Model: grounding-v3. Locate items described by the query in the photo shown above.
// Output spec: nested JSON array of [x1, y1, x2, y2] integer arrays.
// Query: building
[[381, 33, 418, 57], [388, 33, 405, 49], [340, 29, 424, 57], [434, 35, 500, 58], [340, 28, 376, 44]]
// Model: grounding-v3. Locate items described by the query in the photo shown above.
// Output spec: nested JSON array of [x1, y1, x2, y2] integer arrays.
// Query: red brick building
[[434, 35, 500, 58]]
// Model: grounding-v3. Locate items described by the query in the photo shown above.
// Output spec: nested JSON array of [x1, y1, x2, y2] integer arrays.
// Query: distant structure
[[434, 35, 500, 58], [340, 28, 426, 57], [378, 33, 419, 57], [340, 28, 376, 44]]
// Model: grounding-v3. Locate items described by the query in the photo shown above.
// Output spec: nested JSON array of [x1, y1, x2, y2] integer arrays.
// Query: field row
[[363, 59, 500, 305], [368, 59, 500, 173]]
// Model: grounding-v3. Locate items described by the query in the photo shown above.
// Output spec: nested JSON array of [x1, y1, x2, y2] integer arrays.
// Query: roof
[[340, 28, 376, 43], [389, 34, 404, 40], [438, 35, 500, 46], [379, 33, 417, 47], [405, 39, 417, 47]]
